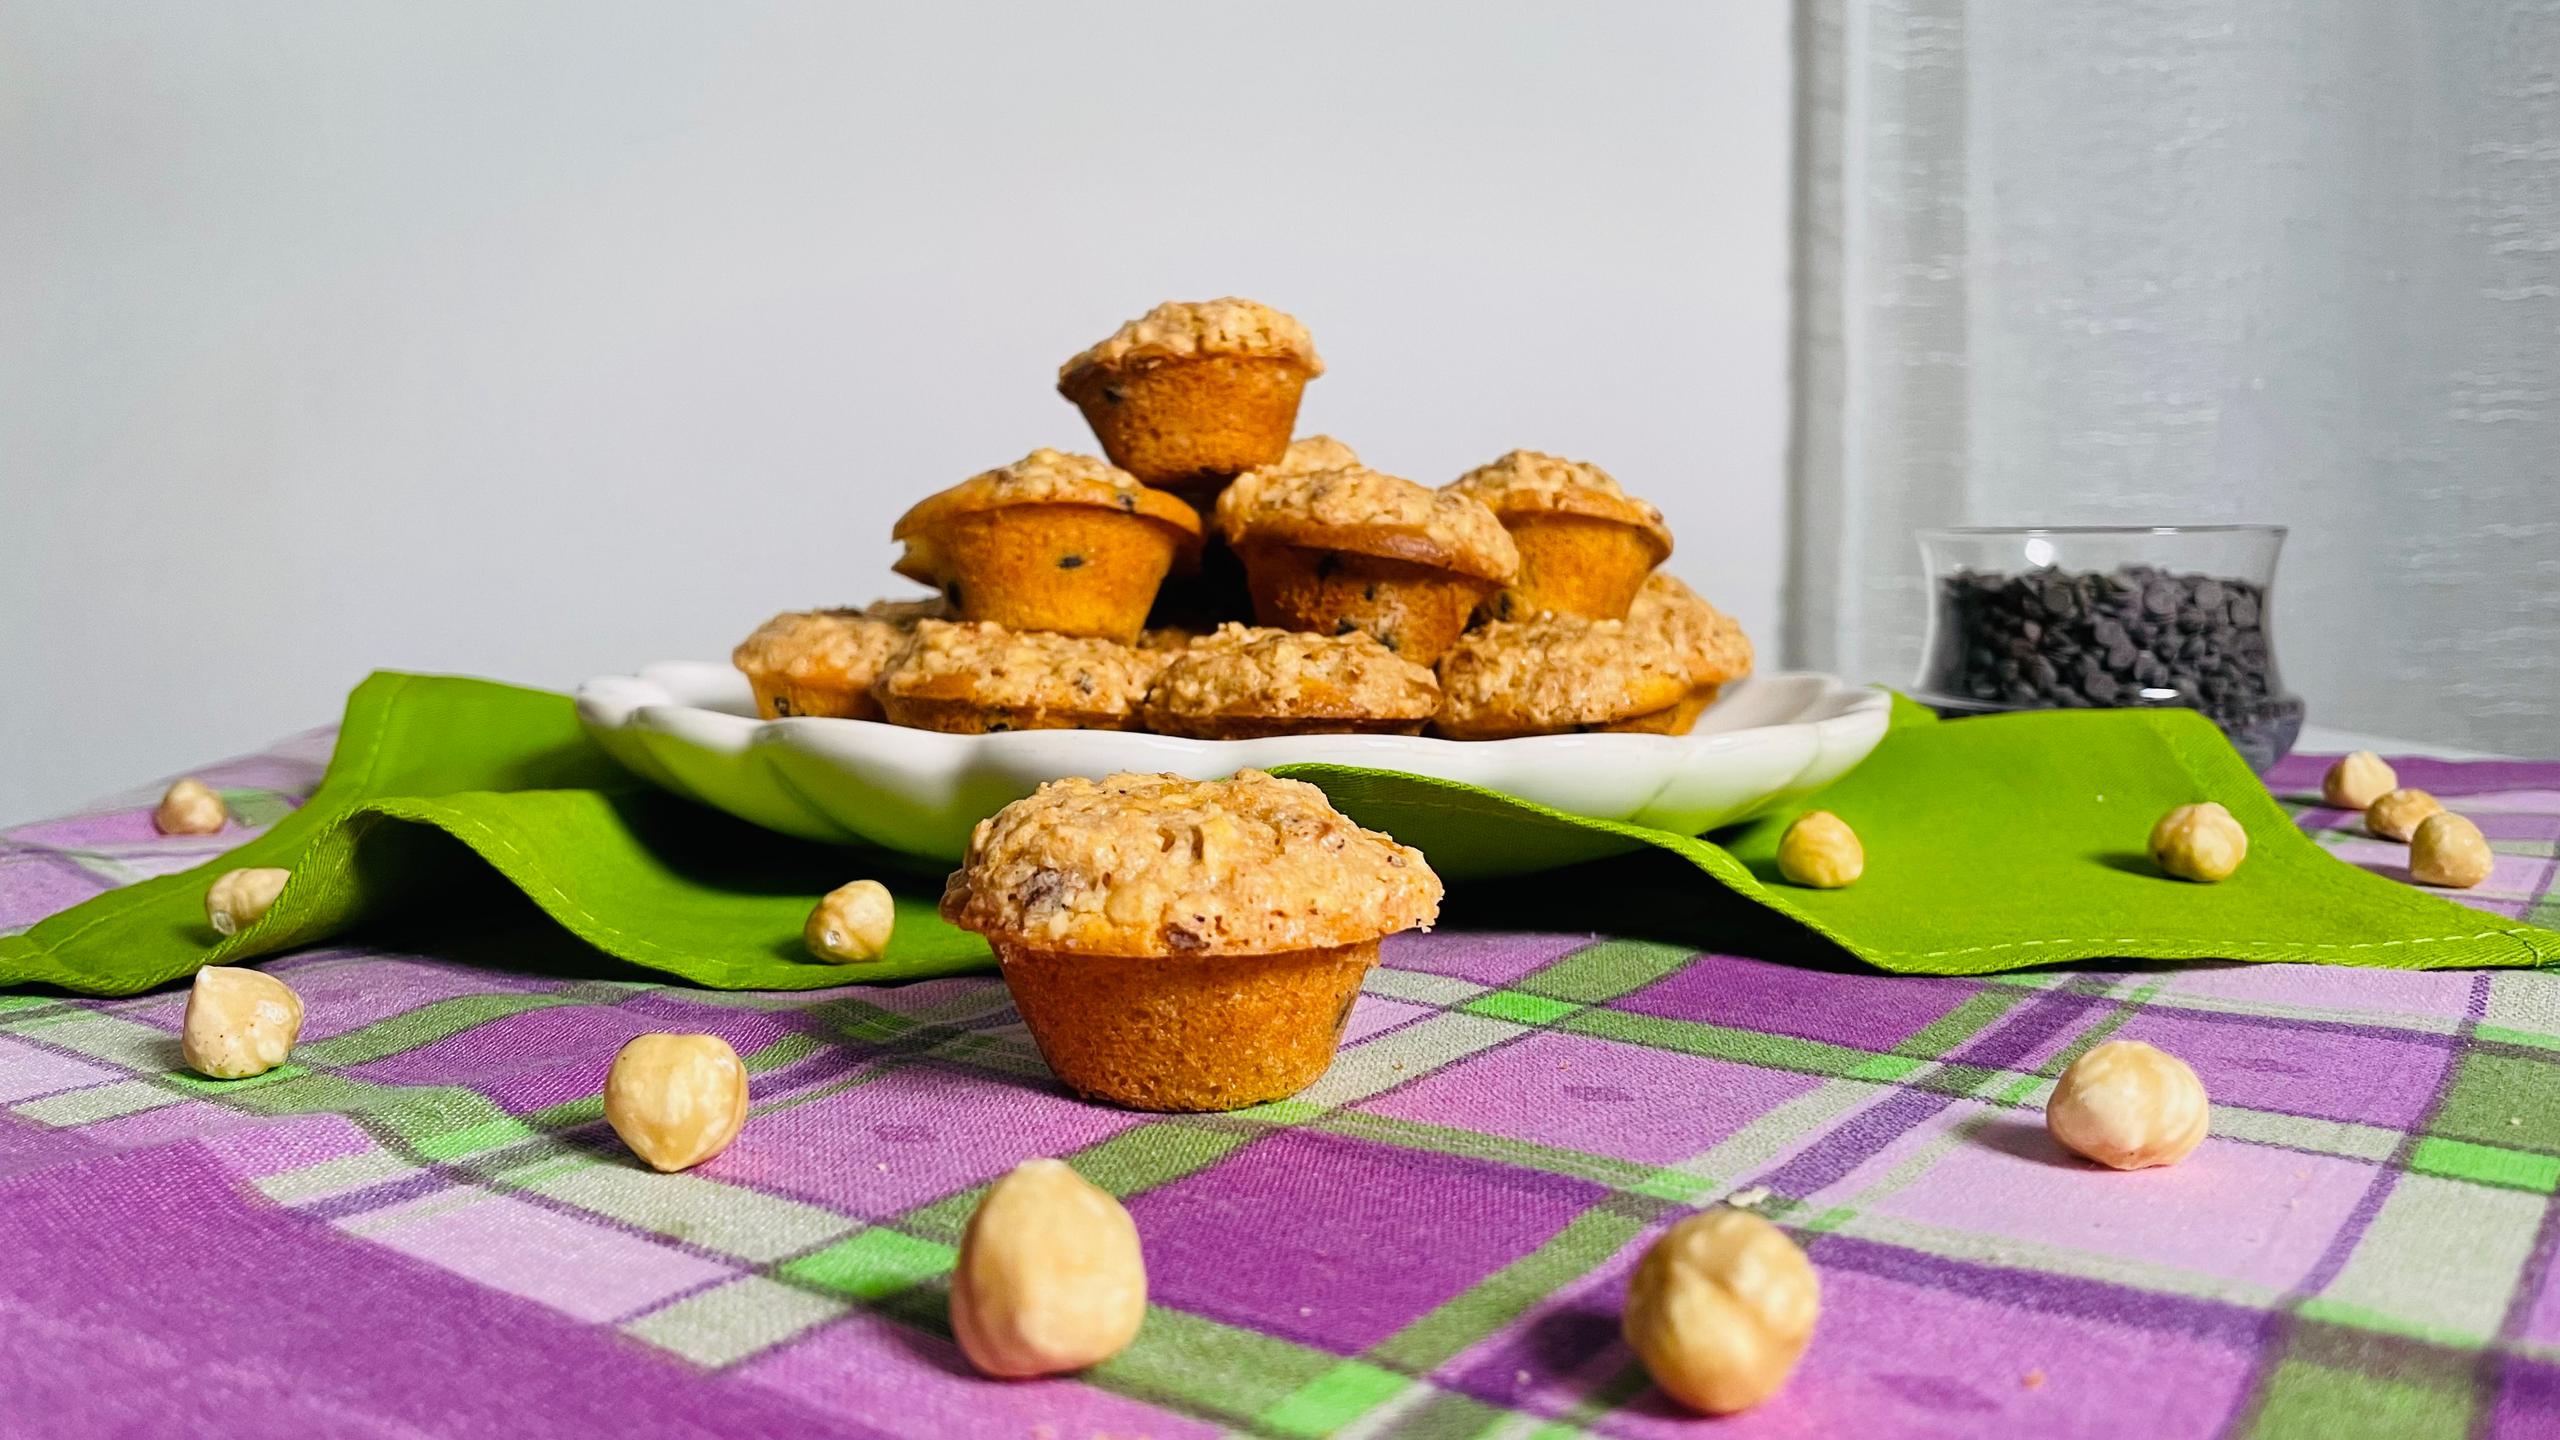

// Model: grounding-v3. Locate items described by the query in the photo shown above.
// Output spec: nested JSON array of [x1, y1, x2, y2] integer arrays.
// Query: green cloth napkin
[[4, 671, 2550, 997]]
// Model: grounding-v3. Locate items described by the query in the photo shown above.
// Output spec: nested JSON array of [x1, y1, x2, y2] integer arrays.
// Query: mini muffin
[[871, 620, 1167, 733], [892, 449, 1202, 644], [940, 770, 1441, 1111], [1057, 299, 1323, 495], [1216, 465, 1518, 664], [1140, 624, 1441, 739], [1435, 615, 1698, 739], [1629, 572, 1753, 712], [732, 607, 906, 720], [1447, 450, 1673, 621]]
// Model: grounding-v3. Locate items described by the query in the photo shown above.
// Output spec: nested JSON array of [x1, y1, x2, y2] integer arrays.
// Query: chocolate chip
[[769, 695, 794, 716], [1162, 922, 1207, 952], [1059, 554, 1086, 569]]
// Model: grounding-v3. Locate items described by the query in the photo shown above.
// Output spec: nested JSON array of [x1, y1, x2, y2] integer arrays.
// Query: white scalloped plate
[[574, 664, 1891, 878]]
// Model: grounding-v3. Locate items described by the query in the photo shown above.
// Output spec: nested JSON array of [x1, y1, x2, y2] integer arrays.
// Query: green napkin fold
[[4, 671, 2550, 997]]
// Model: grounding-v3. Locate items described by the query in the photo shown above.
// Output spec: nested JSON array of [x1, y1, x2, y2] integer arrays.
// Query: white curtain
[[1790, 0, 2560, 753]]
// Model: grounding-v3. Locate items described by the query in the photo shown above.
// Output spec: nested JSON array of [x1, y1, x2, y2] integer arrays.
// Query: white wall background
[[0, 1, 1794, 824], [1792, 0, 2560, 754]]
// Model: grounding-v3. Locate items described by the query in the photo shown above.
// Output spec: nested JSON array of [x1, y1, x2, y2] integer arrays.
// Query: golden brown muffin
[[1216, 465, 1518, 664], [871, 620, 1167, 733], [1434, 615, 1699, 739], [1057, 299, 1322, 496], [732, 607, 909, 720], [1448, 450, 1673, 621], [892, 449, 1202, 644], [940, 770, 1441, 1111], [1139, 624, 1442, 739], [1628, 572, 1753, 714]]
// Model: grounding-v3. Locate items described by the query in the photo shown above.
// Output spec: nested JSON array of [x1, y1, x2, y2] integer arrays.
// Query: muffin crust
[[1630, 573, 1754, 688], [1140, 624, 1441, 736], [892, 449, 1201, 545], [1060, 299, 1323, 381], [1217, 466, 1518, 581], [872, 620, 1166, 731], [940, 770, 1440, 956], [1435, 615, 1695, 738], [1446, 449, 1674, 555]]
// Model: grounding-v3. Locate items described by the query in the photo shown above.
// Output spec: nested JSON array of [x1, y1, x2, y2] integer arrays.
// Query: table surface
[[3, 733, 2559, 1439]]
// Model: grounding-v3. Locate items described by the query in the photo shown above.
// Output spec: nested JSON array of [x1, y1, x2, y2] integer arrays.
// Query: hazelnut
[[603, 1034, 749, 1173], [153, 777, 229, 835], [1622, 1208, 1820, 1415], [2321, 751, 2397, 811], [2366, 788, 2444, 842], [1776, 810, 1863, 889], [181, 965, 305, 1079], [2046, 1039, 2209, 1170], [804, 879, 896, 963], [2148, 802, 2246, 883], [2409, 811, 2493, 889], [205, 867, 292, 936], [951, 1159, 1147, 1379]]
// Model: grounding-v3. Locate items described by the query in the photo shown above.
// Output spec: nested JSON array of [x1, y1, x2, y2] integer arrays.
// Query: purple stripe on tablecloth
[[1807, 1233, 2276, 1348], [1755, 1087, 1958, 1200], [0, 1143, 887, 1440], [1951, 986, 2114, 1071], [2494, 1357, 2560, 1440]]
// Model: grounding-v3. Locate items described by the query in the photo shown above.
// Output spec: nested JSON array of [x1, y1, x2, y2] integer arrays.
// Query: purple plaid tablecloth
[[3, 733, 2558, 1439]]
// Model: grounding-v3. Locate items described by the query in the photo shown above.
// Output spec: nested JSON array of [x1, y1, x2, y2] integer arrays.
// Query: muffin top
[[1435, 615, 1695, 737], [1446, 450, 1673, 556], [1262, 434, 1361, 476], [939, 770, 1441, 956], [1141, 624, 1441, 727], [732, 608, 907, 686], [1629, 573, 1754, 688], [1216, 465, 1519, 582], [1060, 298, 1323, 382], [873, 620, 1168, 718], [893, 449, 1201, 542]]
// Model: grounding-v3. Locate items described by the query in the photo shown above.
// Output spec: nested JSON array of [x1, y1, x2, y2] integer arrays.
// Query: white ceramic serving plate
[[576, 664, 1890, 876]]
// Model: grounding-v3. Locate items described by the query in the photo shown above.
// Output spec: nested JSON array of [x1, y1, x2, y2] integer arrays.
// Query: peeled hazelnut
[[153, 777, 229, 835], [2366, 788, 2444, 842], [2046, 1039, 2209, 1170], [804, 879, 896, 963], [2321, 751, 2397, 811], [604, 1034, 749, 1173], [951, 1159, 1146, 1379], [205, 867, 292, 936], [1623, 1208, 1820, 1415], [2409, 811, 2493, 889], [2148, 802, 2246, 883], [182, 965, 305, 1079], [1776, 810, 1864, 889]]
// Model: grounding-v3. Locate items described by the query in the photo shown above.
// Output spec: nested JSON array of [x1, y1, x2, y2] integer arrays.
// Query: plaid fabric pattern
[[3, 738, 2558, 1438]]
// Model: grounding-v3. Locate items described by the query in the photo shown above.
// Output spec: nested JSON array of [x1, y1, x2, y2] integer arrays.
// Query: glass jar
[[1913, 525, 2306, 771]]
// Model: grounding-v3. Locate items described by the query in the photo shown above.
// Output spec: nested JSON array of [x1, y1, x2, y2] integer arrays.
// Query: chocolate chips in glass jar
[[1924, 565, 2297, 737]]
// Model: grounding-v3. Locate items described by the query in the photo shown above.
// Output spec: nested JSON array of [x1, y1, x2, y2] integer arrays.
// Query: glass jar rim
[[1918, 524, 2287, 539]]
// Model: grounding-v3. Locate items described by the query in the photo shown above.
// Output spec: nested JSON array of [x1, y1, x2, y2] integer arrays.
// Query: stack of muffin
[[732, 298, 1752, 740]]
